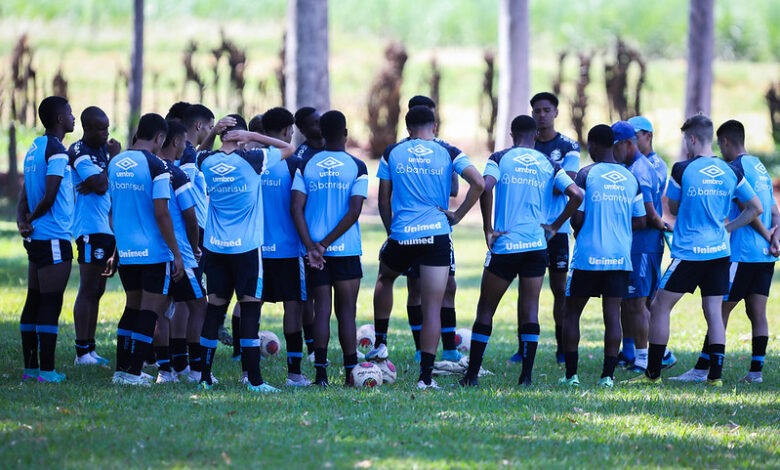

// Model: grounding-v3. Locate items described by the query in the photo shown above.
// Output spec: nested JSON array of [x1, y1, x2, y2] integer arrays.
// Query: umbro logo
[[513, 153, 538, 166], [601, 170, 627, 184], [699, 165, 725, 179], [211, 162, 236, 176], [407, 144, 433, 158], [316, 156, 344, 170], [115, 157, 138, 171], [29, 142, 38, 154], [755, 163, 768, 175]]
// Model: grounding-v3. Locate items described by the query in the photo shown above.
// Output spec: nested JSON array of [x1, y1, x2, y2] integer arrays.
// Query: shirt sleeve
[[483, 152, 501, 180], [149, 158, 172, 200], [562, 143, 580, 173], [734, 177, 757, 203], [635, 165, 654, 204], [377, 145, 392, 180], [351, 159, 369, 198], [73, 153, 103, 181], [665, 162, 683, 202], [553, 167, 575, 193], [632, 193, 647, 217], [291, 168, 307, 194], [264, 147, 282, 170], [172, 169, 195, 211]]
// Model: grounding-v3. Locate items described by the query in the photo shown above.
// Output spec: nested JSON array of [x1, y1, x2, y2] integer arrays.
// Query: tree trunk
[[7, 121, 19, 198], [495, 0, 530, 151], [285, 0, 330, 146], [127, 0, 144, 144], [682, 0, 714, 157]]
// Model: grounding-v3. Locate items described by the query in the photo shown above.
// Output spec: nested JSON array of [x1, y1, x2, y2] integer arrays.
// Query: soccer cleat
[[457, 376, 479, 387], [518, 376, 533, 387], [627, 365, 647, 374], [231, 354, 242, 362], [314, 379, 330, 388], [365, 343, 388, 362], [667, 368, 707, 383], [111, 371, 127, 384], [38, 370, 66, 383], [620, 374, 661, 386], [174, 365, 190, 379], [197, 381, 212, 391], [507, 351, 523, 364], [441, 349, 462, 362], [218, 326, 233, 346], [143, 361, 158, 369], [22, 368, 40, 381], [286, 374, 312, 387], [90, 351, 110, 365], [156, 370, 179, 384], [739, 372, 763, 384], [556, 352, 566, 365], [416, 379, 441, 390], [247, 382, 280, 393], [140, 371, 154, 382], [75, 353, 99, 365], [187, 370, 219, 384], [114, 372, 151, 387], [616, 350, 631, 367], [558, 375, 580, 387], [239, 372, 248, 385], [661, 351, 677, 370], [705, 378, 723, 388], [597, 377, 614, 388], [413, 350, 421, 363]]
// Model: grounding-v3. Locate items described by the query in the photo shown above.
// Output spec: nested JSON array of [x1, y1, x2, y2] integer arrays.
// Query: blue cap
[[611, 121, 636, 143], [628, 116, 653, 133]]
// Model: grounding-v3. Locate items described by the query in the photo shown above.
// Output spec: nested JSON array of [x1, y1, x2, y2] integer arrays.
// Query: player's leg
[[622, 297, 648, 371], [417, 264, 449, 387], [200, 251, 232, 386], [311, 283, 333, 386], [74, 263, 106, 365], [334, 277, 360, 385], [641, 288, 683, 381], [302, 299, 315, 357], [406, 270, 423, 361], [36, 258, 72, 382], [368, 261, 402, 360], [126, 263, 172, 381], [700, 295, 726, 384], [549, 270, 568, 365], [440, 273, 460, 361], [235, 250, 274, 391], [743, 293, 769, 382], [618, 302, 635, 367], [561, 295, 588, 385], [185, 297, 207, 379], [153, 313, 175, 383], [517, 273, 544, 385], [231, 303, 241, 361], [170, 301, 191, 376], [116, 265, 142, 376], [600, 295, 623, 387], [20, 260, 41, 379], [283, 300, 309, 385]]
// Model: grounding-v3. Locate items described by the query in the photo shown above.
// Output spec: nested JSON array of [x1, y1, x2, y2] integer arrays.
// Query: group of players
[[16, 90, 776, 391]]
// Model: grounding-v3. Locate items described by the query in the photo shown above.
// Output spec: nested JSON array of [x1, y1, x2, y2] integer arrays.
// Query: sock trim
[[200, 337, 218, 348], [521, 334, 540, 342], [36, 325, 59, 334], [472, 333, 490, 343]]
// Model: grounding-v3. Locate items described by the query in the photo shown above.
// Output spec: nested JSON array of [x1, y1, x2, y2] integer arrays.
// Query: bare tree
[[681, 0, 714, 159], [495, 0, 530, 150], [128, 0, 144, 143]]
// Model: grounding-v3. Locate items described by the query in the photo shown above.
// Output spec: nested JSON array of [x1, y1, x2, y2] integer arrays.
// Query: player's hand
[[171, 256, 185, 282], [662, 221, 674, 233], [770, 225, 780, 256], [438, 207, 461, 226], [306, 245, 326, 270], [75, 183, 94, 195], [107, 138, 122, 157], [222, 130, 253, 145], [102, 256, 118, 278], [17, 219, 33, 238], [215, 116, 238, 134], [193, 246, 202, 263], [484, 229, 508, 252], [541, 224, 558, 241]]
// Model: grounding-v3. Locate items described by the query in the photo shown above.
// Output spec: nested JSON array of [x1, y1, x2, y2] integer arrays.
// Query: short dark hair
[[294, 107, 317, 124], [587, 124, 614, 148], [135, 113, 169, 141], [319, 110, 347, 141], [511, 115, 537, 136], [166, 101, 191, 121], [183, 104, 214, 128], [405, 105, 436, 129], [163, 121, 187, 149], [80, 106, 108, 128], [248, 114, 264, 134], [38, 96, 69, 128], [681, 114, 713, 142], [716, 119, 745, 146], [530, 92, 559, 108], [408, 95, 436, 109], [224, 113, 247, 133], [261, 107, 295, 134]]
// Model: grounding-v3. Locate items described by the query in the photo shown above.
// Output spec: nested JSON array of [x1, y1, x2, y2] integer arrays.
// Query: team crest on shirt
[[600, 171, 627, 184], [94, 248, 105, 260], [699, 165, 725, 179]]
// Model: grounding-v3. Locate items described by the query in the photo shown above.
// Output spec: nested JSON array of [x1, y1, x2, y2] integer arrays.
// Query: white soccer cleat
[[416, 378, 441, 390], [90, 351, 110, 365], [113, 372, 152, 387], [188, 370, 220, 384], [667, 368, 707, 383], [365, 343, 389, 362], [75, 354, 99, 365], [140, 371, 154, 382], [174, 366, 190, 379], [239, 372, 249, 385], [156, 370, 179, 384], [286, 373, 312, 387], [739, 371, 763, 384]]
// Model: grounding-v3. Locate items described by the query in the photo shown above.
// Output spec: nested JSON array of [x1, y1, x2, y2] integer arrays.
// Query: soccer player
[[165, 101, 191, 123], [612, 121, 670, 373], [370, 105, 484, 389], [672, 119, 780, 384], [291, 110, 368, 387], [459, 115, 582, 387], [626, 115, 762, 387], [69, 106, 121, 366], [197, 114, 294, 392], [517, 92, 580, 364], [400, 95, 462, 363], [16, 96, 76, 383], [152, 121, 205, 383], [107, 113, 186, 387], [560, 124, 647, 388], [260, 107, 312, 387]]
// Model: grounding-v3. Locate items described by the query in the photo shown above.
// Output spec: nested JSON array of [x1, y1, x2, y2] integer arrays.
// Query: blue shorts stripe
[[472, 333, 490, 343], [299, 256, 308, 301], [162, 263, 171, 295], [186, 268, 204, 299], [441, 327, 456, 333], [36, 325, 59, 334], [521, 334, 540, 342], [20, 323, 36, 332], [85, 241, 92, 263], [200, 337, 218, 349], [240, 338, 261, 347], [659, 259, 681, 290], [131, 332, 153, 344], [255, 250, 264, 299], [117, 328, 133, 337]]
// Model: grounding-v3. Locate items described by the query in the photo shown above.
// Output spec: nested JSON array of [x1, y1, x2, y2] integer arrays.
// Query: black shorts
[[658, 257, 729, 297], [566, 269, 629, 298], [171, 267, 206, 302], [484, 250, 548, 282], [24, 239, 73, 267], [204, 248, 263, 300], [76, 234, 115, 266], [405, 255, 456, 278], [380, 235, 453, 274], [307, 256, 363, 288], [547, 233, 570, 272], [726, 261, 774, 302], [118, 262, 171, 295], [262, 257, 307, 302]]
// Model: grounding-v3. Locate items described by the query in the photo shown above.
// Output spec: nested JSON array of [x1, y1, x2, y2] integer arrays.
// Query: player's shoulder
[[488, 146, 514, 164], [575, 162, 598, 187], [197, 149, 220, 168], [167, 161, 191, 188], [346, 152, 368, 174], [44, 135, 67, 159], [382, 141, 404, 160], [670, 158, 697, 183], [557, 133, 580, 151], [432, 139, 463, 158]]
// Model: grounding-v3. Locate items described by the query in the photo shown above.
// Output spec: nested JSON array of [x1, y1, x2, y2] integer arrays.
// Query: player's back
[[729, 155, 779, 263], [69, 140, 111, 239], [24, 135, 74, 241], [535, 132, 580, 233], [166, 162, 198, 268], [179, 141, 207, 229], [262, 156, 302, 258], [627, 152, 664, 254], [108, 149, 172, 264], [572, 162, 641, 271]]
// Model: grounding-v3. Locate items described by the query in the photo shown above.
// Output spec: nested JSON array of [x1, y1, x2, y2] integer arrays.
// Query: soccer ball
[[356, 324, 375, 351], [455, 328, 471, 353], [375, 359, 397, 384], [258, 330, 280, 357], [350, 362, 382, 388]]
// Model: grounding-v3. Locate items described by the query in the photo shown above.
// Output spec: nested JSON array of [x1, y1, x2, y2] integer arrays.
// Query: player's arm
[[223, 130, 295, 159], [726, 196, 763, 233], [544, 183, 584, 239], [479, 175, 504, 251], [441, 166, 485, 226], [154, 198, 185, 281], [320, 195, 365, 250], [16, 182, 32, 237], [102, 211, 118, 277], [78, 171, 108, 196], [450, 171, 459, 198], [182, 206, 201, 260], [198, 115, 237, 152], [378, 179, 393, 236], [27, 175, 63, 223], [290, 191, 324, 269], [571, 211, 584, 235], [733, 198, 772, 241]]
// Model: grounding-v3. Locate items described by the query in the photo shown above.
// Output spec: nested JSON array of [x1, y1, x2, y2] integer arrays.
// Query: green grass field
[[0, 219, 779, 469]]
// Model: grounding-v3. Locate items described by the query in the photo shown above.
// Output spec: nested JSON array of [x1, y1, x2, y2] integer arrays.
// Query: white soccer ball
[[356, 324, 376, 352], [375, 359, 397, 384], [350, 362, 383, 388], [258, 330, 280, 357], [455, 328, 471, 353]]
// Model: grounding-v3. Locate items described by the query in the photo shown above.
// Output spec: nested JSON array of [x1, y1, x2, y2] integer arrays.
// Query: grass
[[0, 220, 779, 468]]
